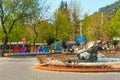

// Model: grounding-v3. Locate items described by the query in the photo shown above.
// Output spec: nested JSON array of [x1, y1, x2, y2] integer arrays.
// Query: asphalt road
[[0, 57, 120, 80]]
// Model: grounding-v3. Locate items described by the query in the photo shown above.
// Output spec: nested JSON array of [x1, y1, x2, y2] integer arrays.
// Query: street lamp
[[80, 23, 82, 37], [101, 12, 103, 26], [80, 22, 83, 49]]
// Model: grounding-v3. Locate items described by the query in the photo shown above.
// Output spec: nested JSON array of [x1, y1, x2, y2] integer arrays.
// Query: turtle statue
[[77, 41, 103, 62]]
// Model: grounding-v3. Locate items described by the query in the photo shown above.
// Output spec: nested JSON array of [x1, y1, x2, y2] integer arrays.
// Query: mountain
[[99, 0, 120, 15]]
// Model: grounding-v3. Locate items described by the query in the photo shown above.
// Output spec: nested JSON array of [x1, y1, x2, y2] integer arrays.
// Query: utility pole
[[80, 22, 83, 49], [101, 12, 103, 26], [80, 23, 82, 37]]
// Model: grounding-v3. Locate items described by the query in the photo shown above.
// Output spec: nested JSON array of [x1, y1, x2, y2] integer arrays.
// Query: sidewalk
[[0, 57, 120, 80]]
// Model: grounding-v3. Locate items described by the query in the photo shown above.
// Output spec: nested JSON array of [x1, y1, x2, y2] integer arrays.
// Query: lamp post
[[80, 23, 83, 49], [80, 23, 82, 37], [101, 12, 103, 26]]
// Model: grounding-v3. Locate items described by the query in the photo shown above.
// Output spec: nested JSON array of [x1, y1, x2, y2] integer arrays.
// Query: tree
[[37, 21, 55, 43], [26, 0, 51, 51], [101, 14, 111, 40], [0, 0, 40, 56], [9, 25, 26, 42], [82, 13, 93, 41], [69, 0, 82, 40], [110, 9, 120, 39], [82, 13, 102, 41], [54, 11, 73, 41], [82, 13, 111, 41], [54, 1, 73, 42]]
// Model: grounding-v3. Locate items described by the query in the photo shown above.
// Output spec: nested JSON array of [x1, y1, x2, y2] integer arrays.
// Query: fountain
[[35, 41, 120, 72]]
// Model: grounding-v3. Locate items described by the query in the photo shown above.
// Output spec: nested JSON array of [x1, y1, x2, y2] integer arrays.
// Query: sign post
[[76, 36, 86, 49]]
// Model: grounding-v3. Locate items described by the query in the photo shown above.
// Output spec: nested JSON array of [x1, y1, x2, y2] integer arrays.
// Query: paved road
[[0, 57, 120, 80]]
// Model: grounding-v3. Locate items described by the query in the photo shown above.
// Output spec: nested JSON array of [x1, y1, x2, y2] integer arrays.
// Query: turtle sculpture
[[77, 41, 103, 62]]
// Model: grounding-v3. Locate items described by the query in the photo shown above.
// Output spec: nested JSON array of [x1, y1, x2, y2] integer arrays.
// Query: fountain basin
[[35, 58, 120, 72]]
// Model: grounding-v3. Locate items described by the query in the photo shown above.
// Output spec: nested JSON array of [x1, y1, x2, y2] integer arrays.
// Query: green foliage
[[111, 40, 119, 46], [69, 0, 81, 40], [0, 0, 40, 44], [110, 9, 120, 38], [82, 14, 94, 41], [82, 13, 102, 40], [0, 0, 119, 47], [54, 1, 74, 42], [0, 28, 5, 42], [54, 11, 73, 41], [9, 25, 26, 42], [82, 13, 111, 41], [47, 37, 55, 45], [36, 21, 55, 43]]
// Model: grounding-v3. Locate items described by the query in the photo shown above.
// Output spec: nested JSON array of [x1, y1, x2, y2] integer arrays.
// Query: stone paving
[[0, 57, 120, 80]]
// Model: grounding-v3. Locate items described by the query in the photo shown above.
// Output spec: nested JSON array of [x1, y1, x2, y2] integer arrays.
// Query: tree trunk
[[33, 24, 38, 52], [1, 34, 8, 57]]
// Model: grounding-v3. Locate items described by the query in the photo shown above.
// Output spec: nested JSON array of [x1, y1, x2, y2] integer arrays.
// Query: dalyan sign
[[76, 36, 86, 43]]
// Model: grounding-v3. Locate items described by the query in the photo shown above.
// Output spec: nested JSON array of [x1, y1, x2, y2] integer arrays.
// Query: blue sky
[[46, 0, 118, 15]]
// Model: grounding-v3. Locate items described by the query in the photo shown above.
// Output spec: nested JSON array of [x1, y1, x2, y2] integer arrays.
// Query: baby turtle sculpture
[[77, 41, 102, 62]]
